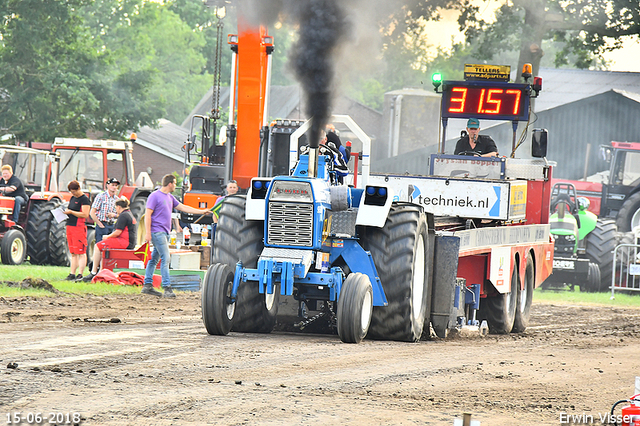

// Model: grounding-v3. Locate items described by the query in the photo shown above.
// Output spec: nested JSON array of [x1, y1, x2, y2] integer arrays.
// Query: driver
[[82, 155, 104, 191], [454, 118, 499, 157]]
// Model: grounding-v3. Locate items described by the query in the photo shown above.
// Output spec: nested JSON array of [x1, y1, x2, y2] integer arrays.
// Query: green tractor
[[547, 183, 619, 292]]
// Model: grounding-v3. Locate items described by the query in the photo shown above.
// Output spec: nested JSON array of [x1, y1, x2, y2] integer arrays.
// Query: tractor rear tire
[[480, 258, 518, 334], [202, 263, 236, 335], [129, 195, 148, 247], [1, 229, 27, 265], [616, 192, 640, 232], [337, 273, 373, 343], [585, 219, 618, 291], [212, 195, 277, 333], [512, 256, 534, 333], [361, 203, 430, 342], [26, 200, 65, 265], [48, 199, 70, 266]]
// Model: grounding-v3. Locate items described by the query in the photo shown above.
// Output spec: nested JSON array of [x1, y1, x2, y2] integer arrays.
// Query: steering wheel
[[458, 151, 482, 157]]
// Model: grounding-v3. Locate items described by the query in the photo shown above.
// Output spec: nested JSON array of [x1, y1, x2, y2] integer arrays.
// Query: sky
[[423, 0, 640, 73]]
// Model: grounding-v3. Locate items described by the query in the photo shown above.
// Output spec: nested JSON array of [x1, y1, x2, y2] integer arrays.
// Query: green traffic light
[[431, 72, 443, 92]]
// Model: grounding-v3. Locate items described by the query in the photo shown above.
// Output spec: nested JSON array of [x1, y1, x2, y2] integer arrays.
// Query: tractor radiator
[[267, 202, 314, 247]]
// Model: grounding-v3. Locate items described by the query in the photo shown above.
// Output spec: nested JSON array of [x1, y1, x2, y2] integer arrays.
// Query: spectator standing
[[142, 174, 212, 298], [90, 177, 120, 243], [0, 164, 28, 222], [64, 180, 91, 281], [84, 198, 136, 282]]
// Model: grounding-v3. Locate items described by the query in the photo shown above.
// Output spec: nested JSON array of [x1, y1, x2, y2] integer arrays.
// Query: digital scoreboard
[[440, 80, 530, 121]]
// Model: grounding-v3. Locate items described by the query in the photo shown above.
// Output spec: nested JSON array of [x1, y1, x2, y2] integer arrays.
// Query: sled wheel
[[512, 255, 534, 333], [337, 273, 373, 343], [481, 257, 518, 334]]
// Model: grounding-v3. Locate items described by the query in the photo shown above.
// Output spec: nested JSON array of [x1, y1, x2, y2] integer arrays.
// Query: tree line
[[1, 0, 637, 142]]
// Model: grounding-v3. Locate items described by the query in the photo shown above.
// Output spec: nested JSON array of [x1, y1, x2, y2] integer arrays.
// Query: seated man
[[319, 130, 349, 183], [82, 155, 105, 194], [0, 164, 28, 222], [84, 198, 136, 282], [212, 180, 239, 224], [453, 118, 499, 157]]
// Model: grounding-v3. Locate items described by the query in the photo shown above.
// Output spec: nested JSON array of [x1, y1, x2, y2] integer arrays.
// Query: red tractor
[[39, 137, 154, 265], [553, 141, 640, 232], [0, 137, 153, 266], [0, 145, 60, 265]]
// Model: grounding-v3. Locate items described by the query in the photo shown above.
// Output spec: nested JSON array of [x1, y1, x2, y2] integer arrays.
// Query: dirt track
[[1, 292, 639, 425]]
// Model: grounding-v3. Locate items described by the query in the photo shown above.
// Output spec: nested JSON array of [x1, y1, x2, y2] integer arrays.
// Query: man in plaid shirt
[[90, 177, 120, 242]]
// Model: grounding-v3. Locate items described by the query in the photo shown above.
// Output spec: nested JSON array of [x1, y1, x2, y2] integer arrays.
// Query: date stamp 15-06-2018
[[5, 412, 82, 425]]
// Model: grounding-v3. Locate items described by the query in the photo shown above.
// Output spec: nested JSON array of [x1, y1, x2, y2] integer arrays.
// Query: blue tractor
[[202, 142, 433, 343]]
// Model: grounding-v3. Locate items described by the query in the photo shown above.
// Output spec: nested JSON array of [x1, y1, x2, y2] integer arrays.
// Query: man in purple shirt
[[142, 174, 212, 298]]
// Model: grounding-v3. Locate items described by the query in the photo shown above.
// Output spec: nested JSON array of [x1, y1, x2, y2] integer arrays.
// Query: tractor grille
[[267, 202, 314, 247]]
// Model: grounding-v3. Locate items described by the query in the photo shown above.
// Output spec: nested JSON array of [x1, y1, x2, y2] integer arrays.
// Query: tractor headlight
[[270, 181, 313, 203], [565, 234, 576, 242]]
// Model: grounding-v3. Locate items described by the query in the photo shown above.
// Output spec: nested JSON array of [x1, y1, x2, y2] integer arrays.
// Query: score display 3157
[[441, 82, 530, 121]]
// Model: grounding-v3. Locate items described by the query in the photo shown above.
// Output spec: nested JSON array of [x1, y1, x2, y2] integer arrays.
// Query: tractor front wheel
[[580, 262, 602, 293], [1, 229, 27, 265], [585, 219, 618, 291], [202, 263, 236, 335], [337, 273, 373, 343], [212, 195, 277, 333]]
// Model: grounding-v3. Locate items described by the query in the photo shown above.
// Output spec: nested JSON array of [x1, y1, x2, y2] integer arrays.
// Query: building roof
[[535, 67, 640, 112], [134, 119, 189, 163], [182, 85, 305, 128]]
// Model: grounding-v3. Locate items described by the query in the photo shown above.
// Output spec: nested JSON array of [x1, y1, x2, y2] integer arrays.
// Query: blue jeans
[[95, 224, 114, 242], [144, 232, 171, 288], [12, 196, 25, 222]]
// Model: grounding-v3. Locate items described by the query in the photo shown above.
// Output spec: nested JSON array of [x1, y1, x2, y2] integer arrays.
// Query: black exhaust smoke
[[241, 0, 349, 150], [288, 0, 348, 149]]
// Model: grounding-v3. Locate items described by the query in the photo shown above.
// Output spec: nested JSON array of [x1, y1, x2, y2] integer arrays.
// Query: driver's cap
[[467, 118, 480, 128]]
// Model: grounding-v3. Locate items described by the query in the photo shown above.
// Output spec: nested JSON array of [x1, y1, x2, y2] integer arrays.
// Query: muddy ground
[[1, 291, 639, 426]]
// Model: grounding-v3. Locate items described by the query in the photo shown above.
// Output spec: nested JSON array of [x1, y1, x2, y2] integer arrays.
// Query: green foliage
[[270, 22, 298, 86], [0, 0, 161, 142], [346, 78, 386, 112], [80, 1, 212, 125], [171, 170, 184, 196], [453, 0, 640, 75]]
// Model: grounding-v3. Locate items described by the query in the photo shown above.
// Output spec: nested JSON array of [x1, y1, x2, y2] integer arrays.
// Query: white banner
[[369, 174, 510, 220]]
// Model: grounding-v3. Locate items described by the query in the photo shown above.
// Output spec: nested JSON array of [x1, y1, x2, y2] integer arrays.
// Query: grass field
[[0, 264, 141, 297], [2, 264, 640, 307]]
